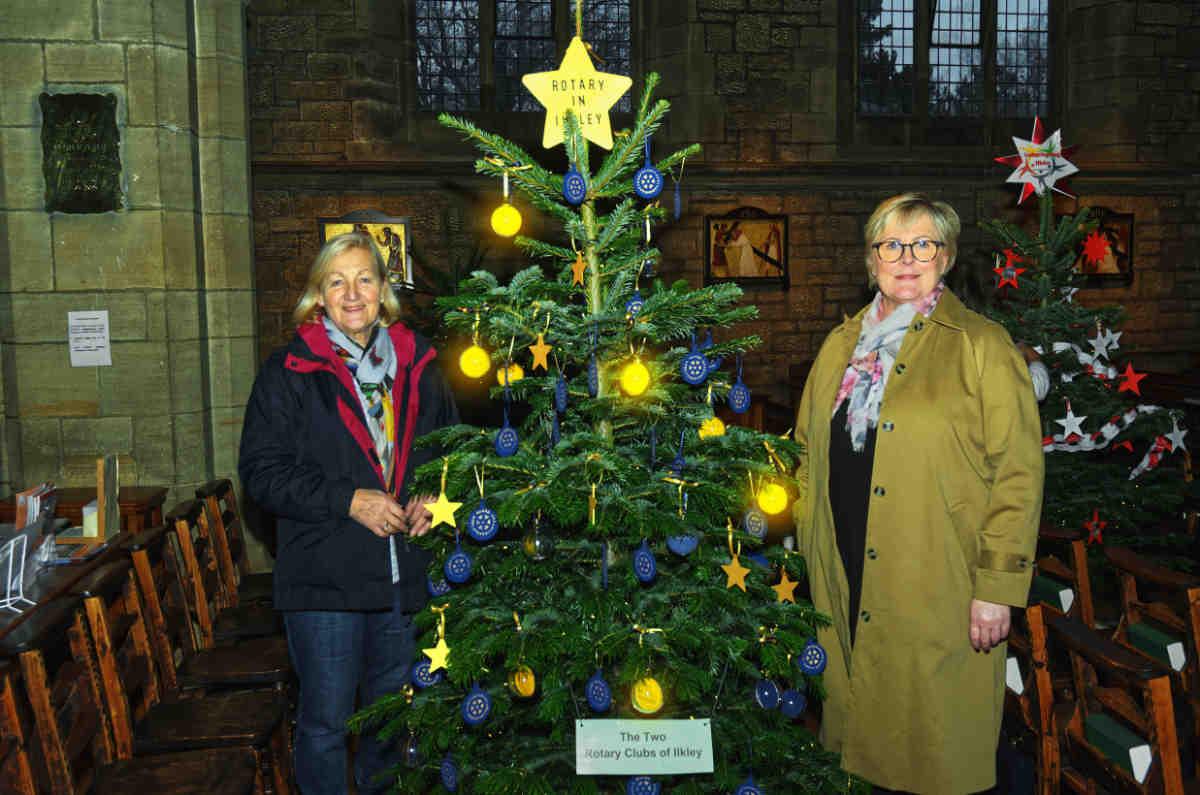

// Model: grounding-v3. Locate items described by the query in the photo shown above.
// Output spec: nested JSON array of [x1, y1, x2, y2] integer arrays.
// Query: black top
[[829, 400, 878, 647]]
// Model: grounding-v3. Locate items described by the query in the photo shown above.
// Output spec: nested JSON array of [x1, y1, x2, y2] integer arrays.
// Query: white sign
[[68, 310, 112, 367], [575, 719, 713, 775]]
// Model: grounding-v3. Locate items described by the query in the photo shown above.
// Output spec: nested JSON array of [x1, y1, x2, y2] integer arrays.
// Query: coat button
[[860, 610, 871, 622], [881, 421, 894, 432], [895, 363, 907, 374], [867, 548, 877, 560], [872, 486, 886, 497], [913, 320, 924, 331]]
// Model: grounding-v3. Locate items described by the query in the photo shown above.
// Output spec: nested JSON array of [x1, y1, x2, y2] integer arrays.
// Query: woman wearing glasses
[[791, 194, 1043, 793]]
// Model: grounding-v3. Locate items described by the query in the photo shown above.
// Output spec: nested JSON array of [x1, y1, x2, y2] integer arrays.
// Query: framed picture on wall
[[318, 209, 413, 289], [1073, 207, 1134, 287], [704, 206, 788, 288]]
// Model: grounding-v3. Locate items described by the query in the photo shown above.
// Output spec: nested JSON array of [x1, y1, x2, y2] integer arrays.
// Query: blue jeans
[[284, 589, 416, 795]]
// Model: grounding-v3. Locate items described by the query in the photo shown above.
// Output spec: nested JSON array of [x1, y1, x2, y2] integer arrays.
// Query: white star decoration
[[995, 117, 1078, 204], [1055, 404, 1088, 438], [1103, 329, 1122, 353], [1166, 421, 1188, 453], [1088, 329, 1110, 360]]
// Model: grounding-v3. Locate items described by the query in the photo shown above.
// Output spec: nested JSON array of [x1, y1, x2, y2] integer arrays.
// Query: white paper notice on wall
[[67, 310, 113, 367]]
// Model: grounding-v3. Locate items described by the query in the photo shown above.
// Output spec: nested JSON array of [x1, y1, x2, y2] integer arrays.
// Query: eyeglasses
[[872, 238, 945, 263]]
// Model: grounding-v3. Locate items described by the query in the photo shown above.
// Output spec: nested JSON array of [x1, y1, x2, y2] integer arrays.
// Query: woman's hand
[[350, 489, 408, 538], [403, 494, 436, 538], [969, 599, 1011, 652]]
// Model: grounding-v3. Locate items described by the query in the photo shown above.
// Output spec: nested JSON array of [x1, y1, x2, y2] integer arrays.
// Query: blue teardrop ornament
[[411, 657, 444, 689], [735, 775, 764, 795], [680, 335, 708, 386], [798, 639, 828, 675], [562, 163, 587, 205], [742, 507, 768, 539], [586, 669, 612, 713], [444, 539, 472, 584], [754, 678, 780, 709], [494, 421, 519, 458], [633, 139, 663, 200], [666, 533, 699, 556], [466, 498, 498, 543], [587, 354, 599, 397], [440, 754, 459, 792], [780, 688, 807, 719], [625, 289, 644, 318], [555, 371, 568, 413], [632, 540, 657, 583], [461, 683, 492, 727], [728, 380, 752, 414]]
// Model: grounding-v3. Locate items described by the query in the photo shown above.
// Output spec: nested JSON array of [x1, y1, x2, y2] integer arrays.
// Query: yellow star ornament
[[571, 252, 588, 286], [722, 554, 751, 592], [528, 333, 553, 371], [521, 36, 632, 150], [772, 569, 799, 604], [422, 637, 450, 673], [425, 491, 462, 530]]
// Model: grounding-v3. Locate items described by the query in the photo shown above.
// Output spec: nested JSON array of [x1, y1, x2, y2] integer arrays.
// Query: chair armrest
[[1103, 545, 1200, 590], [1044, 611, 1165, 681]]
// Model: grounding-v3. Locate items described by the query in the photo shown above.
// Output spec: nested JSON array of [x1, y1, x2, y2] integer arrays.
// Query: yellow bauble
[[619, 359, 651, 396], [497, 362, 525, 386], [459, 344, 491, 379], [508, 665, 537, 699], [698, 416, 726, 439], [631, 676, 664, 714], [757, 481, 789, 515], [491, 203, 522, 237]]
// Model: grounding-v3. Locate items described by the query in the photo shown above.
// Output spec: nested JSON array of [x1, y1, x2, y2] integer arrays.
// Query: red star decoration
[[1113, 440, 1134, 452], [1082, 230, 1110, 269], [1117, 363, 1147, 395], [994, 265, 1026, 289], [1002, 248, 1026, 269], [1083, 509, 1106, 545], [994, 117, 1080, 204]]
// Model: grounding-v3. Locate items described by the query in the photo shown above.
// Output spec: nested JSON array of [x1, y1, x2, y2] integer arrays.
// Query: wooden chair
[[126, 524, 289, 692], [167, 501, 280, 647], [1042, 608, 1187, 795], [1033, 523, 1097, 629], [1104, 544, 1199, 780], [197, 478, 273, 606], [2, 596, 259, 795], [1004, 604, 1060, 795], [0, 659, 37, 795]]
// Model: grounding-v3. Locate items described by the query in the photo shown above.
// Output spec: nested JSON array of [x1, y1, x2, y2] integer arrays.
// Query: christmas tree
[[983, 119, 1189, 557], [348, 20, 856, 795]]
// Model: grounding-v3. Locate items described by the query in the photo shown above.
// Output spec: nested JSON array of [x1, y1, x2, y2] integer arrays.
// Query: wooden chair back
[[1042, 609, 1185, 795], [0, 659, 37, 795], [165, 501, 221, 649], [1005, 604, 1060, 795], [1104, 544, 1199, 778], [1033, 524, 1097, 629], [197, 479, 248, 605], [9, 598, 114, 794], [72, 560, 161, 761], [126, 526, 196, 694]]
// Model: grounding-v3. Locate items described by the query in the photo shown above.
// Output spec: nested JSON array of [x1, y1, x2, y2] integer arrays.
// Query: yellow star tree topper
[[521, 36, 632, 150]]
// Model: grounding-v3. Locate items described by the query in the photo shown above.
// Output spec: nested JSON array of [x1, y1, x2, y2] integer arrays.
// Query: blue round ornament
[[626, 775, 661, 795], [728, 381, 752, 414], [563, 163, 587, 206], [633, 139, 663, 200], [440, 753, 459, 792], [742, 507, 768, 539], [444, 539, 472, 584], [625, 289, 644, 318], [735, 775, 764, 795], [798, 639, 828, 675], [461, 683, 492, 727], [680, 335, 709, 385], [555, 372, 569, 413], [466, 499, 498, 543], [666, 533, 699, 557], [632, 540, 657, 583], [411, 657, 443, 689], [494, 422, 519, 457], [427, 575, 452, 597], [780, 687, 807, 720], [587, 354, 599, 397], [754, 678, 780, 709], [586, 669, 612, 713]]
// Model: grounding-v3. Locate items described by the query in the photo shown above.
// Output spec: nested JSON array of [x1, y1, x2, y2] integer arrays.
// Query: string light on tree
[[459, 311, 491, 378], [620, 356, 651, 396], [491, 171, 522, 237]]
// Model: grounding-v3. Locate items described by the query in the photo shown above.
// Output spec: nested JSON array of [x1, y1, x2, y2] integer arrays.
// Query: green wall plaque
[[40, 92, 122, 213]]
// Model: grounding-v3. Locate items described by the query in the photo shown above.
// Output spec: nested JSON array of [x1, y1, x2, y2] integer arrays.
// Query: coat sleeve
[[972, 323, 1044, 607], [238, 355, 358, 522]]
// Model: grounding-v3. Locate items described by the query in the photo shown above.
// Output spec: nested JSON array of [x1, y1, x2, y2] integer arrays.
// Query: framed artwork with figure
[[704, 206, 788, 288], [1073, 207, 1134, 287], [318, 209, 413, 289]]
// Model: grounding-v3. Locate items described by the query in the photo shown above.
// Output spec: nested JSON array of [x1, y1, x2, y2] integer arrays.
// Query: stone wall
[[0, 0, 260, 565], [247, 0, 1200, 412]]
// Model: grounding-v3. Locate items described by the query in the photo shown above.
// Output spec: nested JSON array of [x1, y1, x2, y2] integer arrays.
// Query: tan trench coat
[[792, 289, 1044, 793]]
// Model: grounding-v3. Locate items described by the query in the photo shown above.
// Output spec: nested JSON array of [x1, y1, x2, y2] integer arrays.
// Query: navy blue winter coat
[[239, 321, 459, 612]]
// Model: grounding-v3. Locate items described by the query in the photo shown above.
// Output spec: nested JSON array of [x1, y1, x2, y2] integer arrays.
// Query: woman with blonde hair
[[792, 194, 1043, 793], [240, 232, 459, 794]]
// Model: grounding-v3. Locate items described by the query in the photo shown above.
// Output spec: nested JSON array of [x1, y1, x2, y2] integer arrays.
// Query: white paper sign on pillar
[[67, 310, 112, 367], [575, 719, 713, 776]]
